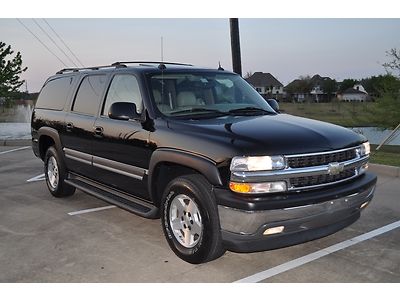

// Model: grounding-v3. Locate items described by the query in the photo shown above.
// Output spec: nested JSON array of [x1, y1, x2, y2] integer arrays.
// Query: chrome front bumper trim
[[218, 184, 375, 235]]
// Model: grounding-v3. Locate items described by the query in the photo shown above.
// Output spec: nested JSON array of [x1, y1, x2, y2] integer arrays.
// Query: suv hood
[[165, 114, 366, 157]]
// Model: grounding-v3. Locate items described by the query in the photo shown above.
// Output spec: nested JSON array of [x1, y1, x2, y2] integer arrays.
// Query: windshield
[[148, 72, 276, 118]]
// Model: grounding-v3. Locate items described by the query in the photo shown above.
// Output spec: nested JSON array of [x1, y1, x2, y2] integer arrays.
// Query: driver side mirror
[[266, 99, 280, 113], [108, 102, 141, 121]]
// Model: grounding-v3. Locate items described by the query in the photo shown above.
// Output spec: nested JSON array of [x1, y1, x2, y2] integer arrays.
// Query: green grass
[[370, 151, 400, 167], [370, 145, 400, 167], [279, 102, 375, 127]]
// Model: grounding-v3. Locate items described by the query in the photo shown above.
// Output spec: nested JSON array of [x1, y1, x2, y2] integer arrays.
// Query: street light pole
[[229, 18, 242, 76]]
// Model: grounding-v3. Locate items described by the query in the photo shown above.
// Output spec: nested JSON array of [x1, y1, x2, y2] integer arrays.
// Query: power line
[[16, 18, 68, 67], [32, 19, 78, 68], [42, 18, 85, 67]]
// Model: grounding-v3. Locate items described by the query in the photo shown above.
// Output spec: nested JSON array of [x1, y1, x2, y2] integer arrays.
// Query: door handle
[[94, 126, 104, 138], [66, 122, 74, 132]]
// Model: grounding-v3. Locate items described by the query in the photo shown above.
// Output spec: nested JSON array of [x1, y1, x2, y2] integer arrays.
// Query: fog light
[[360, 201, 369, 209], [229, 181, 287, 194], [263, 226, 285, 235], [360, 163, 369, 174]]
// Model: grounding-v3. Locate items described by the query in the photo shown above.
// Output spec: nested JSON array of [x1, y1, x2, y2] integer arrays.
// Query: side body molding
[[148, 148, 223, 200]]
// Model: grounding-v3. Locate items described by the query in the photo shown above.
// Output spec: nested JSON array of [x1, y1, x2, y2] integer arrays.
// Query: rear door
[[62, 74, 108, 176], [91, 73, 152, 199]]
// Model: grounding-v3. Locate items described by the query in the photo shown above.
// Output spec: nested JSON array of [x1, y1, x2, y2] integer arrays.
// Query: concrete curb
[[369, 163, 400, 178], [0, 139, 31, 147]]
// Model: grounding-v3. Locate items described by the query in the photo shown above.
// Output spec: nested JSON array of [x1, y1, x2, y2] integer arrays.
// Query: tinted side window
[[102, 74, 143, 116], [36, 76, 75, 110], [73, 75, 106, 115]]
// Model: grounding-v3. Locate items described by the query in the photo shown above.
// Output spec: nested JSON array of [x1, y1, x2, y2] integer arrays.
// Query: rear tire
[[161, 174, 225, 264], [44, 146, 75, 197]]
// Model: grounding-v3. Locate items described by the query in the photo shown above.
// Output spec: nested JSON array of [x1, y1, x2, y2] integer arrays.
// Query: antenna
[[161, 36, 164, 62]]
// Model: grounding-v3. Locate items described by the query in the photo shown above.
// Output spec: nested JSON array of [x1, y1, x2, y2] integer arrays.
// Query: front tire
[[44, 146, 75, 197], [161, 174, 225, 264]]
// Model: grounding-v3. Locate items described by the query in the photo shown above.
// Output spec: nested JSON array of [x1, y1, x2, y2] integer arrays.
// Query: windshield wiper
[[228, 107, 275, 115], [170, 107, 227, 115]]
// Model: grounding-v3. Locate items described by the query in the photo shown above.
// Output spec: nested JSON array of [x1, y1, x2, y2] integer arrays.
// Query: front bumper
[[215, 172, 377, 252]]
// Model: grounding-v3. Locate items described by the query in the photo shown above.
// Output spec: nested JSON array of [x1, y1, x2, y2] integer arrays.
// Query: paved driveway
[[0, 146, 399, 282]]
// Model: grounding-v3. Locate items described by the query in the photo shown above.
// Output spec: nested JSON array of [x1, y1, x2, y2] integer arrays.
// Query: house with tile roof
[[285, 74, 337, 102], [245, 72, 284, 99]]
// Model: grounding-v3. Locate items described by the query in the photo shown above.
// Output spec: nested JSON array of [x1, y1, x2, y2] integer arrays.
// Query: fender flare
[[37, 127, 64, 158], [148, 148, 223, 201]]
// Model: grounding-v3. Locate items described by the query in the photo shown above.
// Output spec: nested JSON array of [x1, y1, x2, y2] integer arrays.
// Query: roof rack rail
[[56, 61, 192, 74], [112, 61, 193, 67], [55, 63, 127, 75]]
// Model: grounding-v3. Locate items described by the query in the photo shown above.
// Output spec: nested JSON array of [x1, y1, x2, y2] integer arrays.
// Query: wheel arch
[[148, 149, 223, 207], [37, 127, 63, 160]]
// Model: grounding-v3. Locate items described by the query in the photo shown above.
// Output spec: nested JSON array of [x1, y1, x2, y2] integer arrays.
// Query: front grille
[[287, 148, 357, 168], [289, 168, 356, 188], [230, 145, 368, 192]]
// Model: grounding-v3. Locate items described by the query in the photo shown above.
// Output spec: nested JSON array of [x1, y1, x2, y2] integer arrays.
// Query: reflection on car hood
[[167, 114, 366, 156]]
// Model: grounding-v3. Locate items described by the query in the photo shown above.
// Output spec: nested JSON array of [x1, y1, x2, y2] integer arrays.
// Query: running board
[[65, 175, 159, 219]]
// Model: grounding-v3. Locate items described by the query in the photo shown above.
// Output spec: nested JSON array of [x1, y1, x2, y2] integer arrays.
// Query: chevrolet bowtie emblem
[[328, 162, 344, 175]]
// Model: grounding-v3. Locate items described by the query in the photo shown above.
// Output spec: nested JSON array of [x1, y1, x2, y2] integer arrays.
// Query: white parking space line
[[234, 220, 400, 283], [27, 173, 46, 182], [0, 146, 30, 155], [68, 205, 116, 216]]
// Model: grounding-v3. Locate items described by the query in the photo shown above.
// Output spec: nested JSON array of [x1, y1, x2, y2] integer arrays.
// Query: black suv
[[31, 61, 377, 264]]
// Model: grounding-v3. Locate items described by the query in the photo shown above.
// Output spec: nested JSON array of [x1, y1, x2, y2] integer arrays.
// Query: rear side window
[[36, 76, 75, 110], [72, 75, 107, 115], [102, 74, 143, 116]]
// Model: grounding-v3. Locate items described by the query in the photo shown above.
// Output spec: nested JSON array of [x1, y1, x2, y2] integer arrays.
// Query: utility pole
[[229, 18, 242, 76]]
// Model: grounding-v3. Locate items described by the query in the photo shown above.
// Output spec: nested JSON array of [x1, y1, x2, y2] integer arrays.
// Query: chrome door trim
[[64, 147, 92, 165], [63, 147, 147, 180], [92, 155, 147, 180]]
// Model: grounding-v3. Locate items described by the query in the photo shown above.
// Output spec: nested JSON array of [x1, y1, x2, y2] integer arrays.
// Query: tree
[[361, 74, 398, 98], [321, 78, 337, 101], [0, 41, 27, 99], [338, 79, 357, 93], [285, 75, 313, 101], [244, 71, 253, 79], [367, 79, 400, 129], [357, 50, 400, 129], [383, 48, 400, 76]]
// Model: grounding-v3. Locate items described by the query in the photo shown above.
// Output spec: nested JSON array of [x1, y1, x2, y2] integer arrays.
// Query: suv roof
[[55, 61, 227, 75]]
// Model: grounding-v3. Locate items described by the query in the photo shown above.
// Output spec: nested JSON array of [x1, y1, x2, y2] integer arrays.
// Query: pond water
[[351, 127, 400, 146], [0, 122, 31, 140]]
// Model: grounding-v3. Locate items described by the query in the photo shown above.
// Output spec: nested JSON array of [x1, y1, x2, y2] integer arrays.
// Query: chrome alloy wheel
[[47, 156, 59, 189], [169, 194, 203, 248]]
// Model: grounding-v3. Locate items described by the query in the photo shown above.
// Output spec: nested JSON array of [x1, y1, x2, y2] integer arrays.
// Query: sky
[[0, 18, 399, 92]]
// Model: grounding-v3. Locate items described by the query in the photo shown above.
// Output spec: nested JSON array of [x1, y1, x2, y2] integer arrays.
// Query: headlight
[[360, 142, 370, 156], [230, 155, 286, 172]]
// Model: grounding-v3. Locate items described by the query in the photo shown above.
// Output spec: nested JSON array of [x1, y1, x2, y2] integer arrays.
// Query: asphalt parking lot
[[0, 145, 399, 282]]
